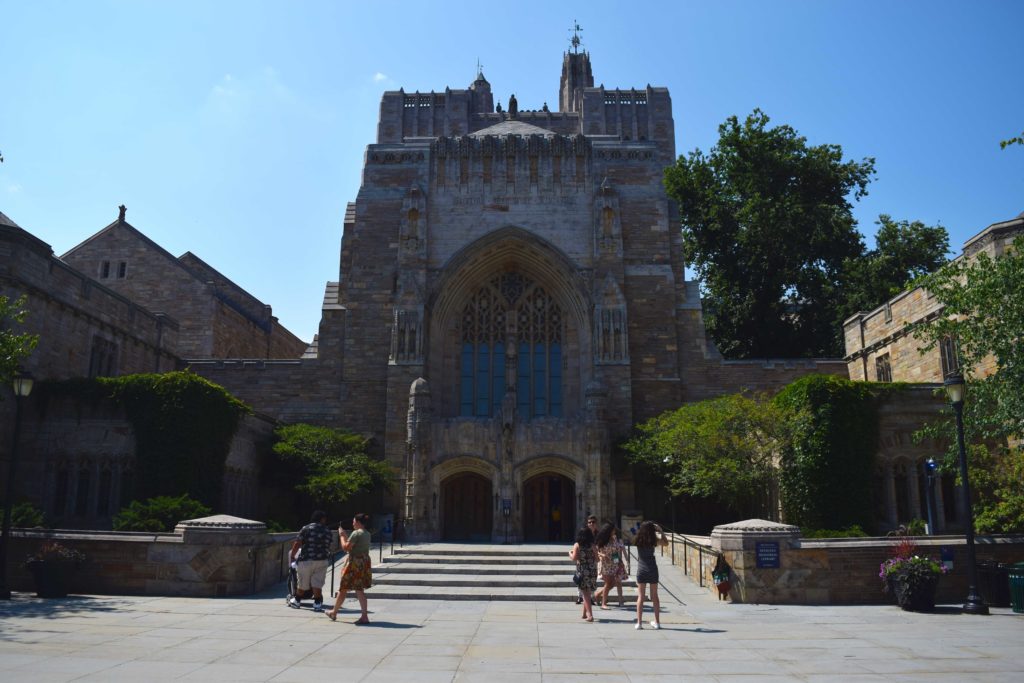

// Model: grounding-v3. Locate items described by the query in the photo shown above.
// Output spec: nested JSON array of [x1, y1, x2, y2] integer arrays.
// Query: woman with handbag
[[325, 512, 372, 624], [595, 523, 629, 609], [568, 524, 598, 622]]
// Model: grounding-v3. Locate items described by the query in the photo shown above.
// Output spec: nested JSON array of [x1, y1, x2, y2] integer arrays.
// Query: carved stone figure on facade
[[508, 93, 518, 118]]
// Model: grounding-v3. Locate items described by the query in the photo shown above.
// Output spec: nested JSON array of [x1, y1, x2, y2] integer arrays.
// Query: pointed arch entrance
[[522, 473, 576, 542], [441, 471, 493, 541]]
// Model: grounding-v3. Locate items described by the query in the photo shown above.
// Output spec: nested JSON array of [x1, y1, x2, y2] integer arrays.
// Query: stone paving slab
[[1, 554, 1021, 682]]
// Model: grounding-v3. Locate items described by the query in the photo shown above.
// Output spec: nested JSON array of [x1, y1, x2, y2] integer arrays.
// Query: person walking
[[569, 524, 598, 622], [633, 521, 666, 629], [326, 512, 372, 624], [595, 523, 628, 609], [288, 510, 333, 612], [575, 515, 598, 604]]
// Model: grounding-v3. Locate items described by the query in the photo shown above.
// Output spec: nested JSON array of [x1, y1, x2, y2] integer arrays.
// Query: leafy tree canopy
[[623, 392, 790, 519], [839, 214, 950, 322], [1, 294, 39, 391], [113, 494, 212, 532], [272, 424, 394, 505], [664, 109, 875, 358]]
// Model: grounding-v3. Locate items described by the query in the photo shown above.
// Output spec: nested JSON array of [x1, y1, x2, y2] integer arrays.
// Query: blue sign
[[756, 542, 780, 568], [940, 546, 955, 571]]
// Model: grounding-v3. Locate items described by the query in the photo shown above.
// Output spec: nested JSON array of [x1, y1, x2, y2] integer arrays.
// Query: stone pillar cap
[[174, 515, 267, 534], [712, 519, 800, 533]]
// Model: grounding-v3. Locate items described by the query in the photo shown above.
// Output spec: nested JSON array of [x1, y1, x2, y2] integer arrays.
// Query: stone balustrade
[[7, 515, 295, 597], [667, 519, 1024, 605]]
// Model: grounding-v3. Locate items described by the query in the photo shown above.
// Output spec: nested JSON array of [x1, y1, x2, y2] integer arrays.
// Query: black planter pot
[[893, 574, 939, 612], [26, 561, 77, 598]]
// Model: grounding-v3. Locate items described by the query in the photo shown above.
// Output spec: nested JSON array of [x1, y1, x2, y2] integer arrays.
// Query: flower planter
[[26, 561, 77, 598], [892, 574, 939, 612]]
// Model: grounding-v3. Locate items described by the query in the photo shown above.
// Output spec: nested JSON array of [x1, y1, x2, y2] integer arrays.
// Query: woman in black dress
[[568, 525, 598, 622], [633, 521, 666, 629]]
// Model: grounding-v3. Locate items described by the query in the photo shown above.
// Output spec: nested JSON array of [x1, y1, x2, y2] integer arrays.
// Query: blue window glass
[[533, 343, 546, 415], [517, 341, 531, 415], [460, 343, 474, 416], [549, 343, 562, 417], [491, 342, 505, 415], [475, 344, 490, 416]]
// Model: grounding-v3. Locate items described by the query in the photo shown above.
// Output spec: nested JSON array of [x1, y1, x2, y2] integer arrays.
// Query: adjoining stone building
[[843, 211, 1023, 534], [192, 47, 845, 542], [0, 210, 300, 528], [843, 211, 1023, 384], [61, 208, 306, 360]]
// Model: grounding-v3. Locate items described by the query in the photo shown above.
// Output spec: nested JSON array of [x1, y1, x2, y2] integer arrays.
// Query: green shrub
[[773, 374, 903, 531], [1, 501, 46, 528], [112, 494, 212, 532]]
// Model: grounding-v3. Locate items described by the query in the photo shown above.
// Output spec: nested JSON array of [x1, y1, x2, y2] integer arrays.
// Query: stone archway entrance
[[522, 473, 575, 542], [441, 471, 493, 541]]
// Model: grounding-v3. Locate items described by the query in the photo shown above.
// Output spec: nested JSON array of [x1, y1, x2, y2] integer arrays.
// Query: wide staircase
[[362, 543, 637, 601]]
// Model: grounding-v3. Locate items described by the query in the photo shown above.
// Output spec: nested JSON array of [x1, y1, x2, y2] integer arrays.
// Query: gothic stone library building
[[194, 50, 841, 542]]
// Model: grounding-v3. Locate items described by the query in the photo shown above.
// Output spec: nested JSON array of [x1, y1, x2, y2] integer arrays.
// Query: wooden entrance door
[[441, 472, 493, 541], [522, 474, 575, 542]]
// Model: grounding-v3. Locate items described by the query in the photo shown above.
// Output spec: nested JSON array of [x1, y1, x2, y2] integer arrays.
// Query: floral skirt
[[339, 554, 372, 591]]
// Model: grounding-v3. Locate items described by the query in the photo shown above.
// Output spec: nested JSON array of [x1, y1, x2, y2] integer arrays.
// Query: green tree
[[623, 393, 790, 519], [113, 494, 212, 532], [272, 424, 393, 505], [1000, 131, 1023, 149], [1, 294, 39, 388], [840, 215, 950, 321], [912, 235, 1024, 532], [664, 109, 875, 358]]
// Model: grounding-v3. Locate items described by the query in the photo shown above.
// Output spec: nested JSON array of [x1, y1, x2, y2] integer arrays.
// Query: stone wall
[[1, 224, 179, 383], [696, 519, 1024, 605], [844, 213, 1023, 382], [6, 517, 294, 597]]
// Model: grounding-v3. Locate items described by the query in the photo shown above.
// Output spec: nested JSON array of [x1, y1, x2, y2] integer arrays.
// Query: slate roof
[[469, 120, 557, 137], [0, 211, 21, 228]]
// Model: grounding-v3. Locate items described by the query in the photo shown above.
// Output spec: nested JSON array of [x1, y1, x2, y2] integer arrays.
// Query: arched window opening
[[459, 272, 563, 418]]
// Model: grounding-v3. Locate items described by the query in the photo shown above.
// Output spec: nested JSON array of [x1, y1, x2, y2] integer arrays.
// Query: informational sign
[[755, 541, 781, 568], [940, 546, 955, 571]]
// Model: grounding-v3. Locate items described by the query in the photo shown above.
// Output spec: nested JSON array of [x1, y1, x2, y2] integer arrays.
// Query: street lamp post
[[1, 370, 34, 600], [943, 372, 989, 615], [923, 457, 937, 535]]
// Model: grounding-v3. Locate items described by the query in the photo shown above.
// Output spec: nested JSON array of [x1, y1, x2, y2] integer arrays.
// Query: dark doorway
[[441, 472, 493, 541], [522, 473, 575, 542]]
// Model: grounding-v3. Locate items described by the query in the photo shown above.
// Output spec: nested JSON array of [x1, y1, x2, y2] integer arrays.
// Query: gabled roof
[[469, 120, 557, 137], [0, 210, 22, 228]]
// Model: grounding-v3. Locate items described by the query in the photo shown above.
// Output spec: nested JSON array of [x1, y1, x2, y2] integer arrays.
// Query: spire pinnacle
[[569, 20, 583, 53]]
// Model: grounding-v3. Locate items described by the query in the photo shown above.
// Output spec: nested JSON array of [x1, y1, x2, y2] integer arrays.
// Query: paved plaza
[[0, 554, 1021, 682]]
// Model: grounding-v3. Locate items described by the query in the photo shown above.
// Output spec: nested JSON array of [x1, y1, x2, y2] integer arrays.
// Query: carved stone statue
[[508, 94, 518, 118]]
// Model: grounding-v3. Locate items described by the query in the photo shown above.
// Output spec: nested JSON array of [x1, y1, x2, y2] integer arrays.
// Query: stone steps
[[343, 543, 631, 602]]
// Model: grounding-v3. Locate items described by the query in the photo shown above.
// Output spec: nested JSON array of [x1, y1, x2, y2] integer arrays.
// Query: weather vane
[[476, 58, 484, 79], [569, 20, 583, 53]]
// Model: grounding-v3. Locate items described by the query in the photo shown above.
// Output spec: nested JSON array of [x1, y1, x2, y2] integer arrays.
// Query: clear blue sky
[[2, 1, 1021, 343]]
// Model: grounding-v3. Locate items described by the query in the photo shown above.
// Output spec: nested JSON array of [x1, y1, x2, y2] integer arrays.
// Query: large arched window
[[459, 272, 562, 418]]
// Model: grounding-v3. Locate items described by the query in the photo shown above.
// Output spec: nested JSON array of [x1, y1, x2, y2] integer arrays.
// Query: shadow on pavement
[[0, 594, 135, 625]]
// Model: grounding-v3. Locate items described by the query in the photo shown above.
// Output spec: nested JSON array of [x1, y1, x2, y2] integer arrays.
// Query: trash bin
[[976, 560, 1011, 608], [1010, 562, 1024, 614]]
